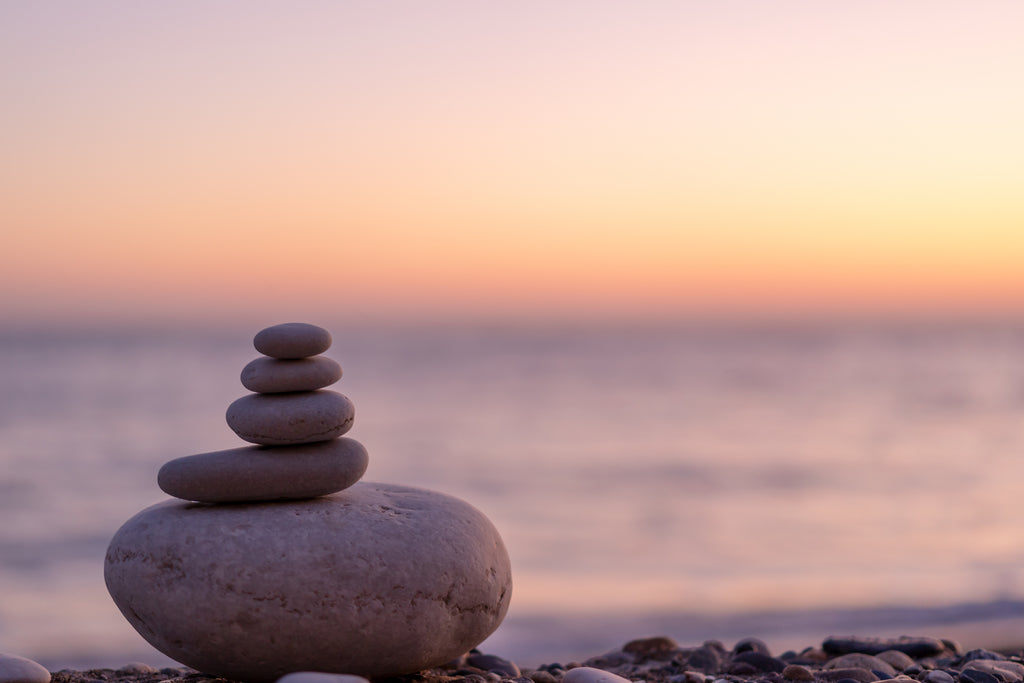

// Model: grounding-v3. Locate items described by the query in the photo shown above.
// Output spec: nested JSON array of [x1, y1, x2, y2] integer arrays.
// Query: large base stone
[[104, 482, 512, 682]]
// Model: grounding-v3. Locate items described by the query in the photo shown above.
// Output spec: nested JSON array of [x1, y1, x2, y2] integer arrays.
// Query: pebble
[[105, 481, 512, 682], [783, 664, 815, 681], [226, 390, 354, 445], [466, 655, 521, 677], [529, 672, 557, 683], [963, 661, 1024, 682], [731, 652, 785, 673], [818, 668, 879, 683], [115, 663, 157, 674], [734, 638, 771, 656], [924, 672, 956, 683], [254, 323, 332, 359], [562, 668, 633, 683], [157, 437, 369, 502], [241, 356, 343, 393], [0, 655, 50, 683], [875, 651, 916, 672], [826, 655, 897, 677], [624, 636, 679, 660], [276, 674, 370, 683], [823, 637, 947, 658], [961, 669, 1002, 683]]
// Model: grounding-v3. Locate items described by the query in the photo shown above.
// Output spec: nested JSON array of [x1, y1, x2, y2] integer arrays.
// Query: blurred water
[[3, 320, 1024, 668]]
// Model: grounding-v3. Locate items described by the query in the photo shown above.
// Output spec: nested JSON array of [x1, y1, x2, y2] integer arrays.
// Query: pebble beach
[[28, 635, 1024, 683]]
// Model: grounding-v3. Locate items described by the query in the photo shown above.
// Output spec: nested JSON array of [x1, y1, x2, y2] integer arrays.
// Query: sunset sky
[[3, 1, 1024, 326]]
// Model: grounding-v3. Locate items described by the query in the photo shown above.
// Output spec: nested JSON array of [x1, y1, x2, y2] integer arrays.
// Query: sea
[[4, 318, 1024, 670]]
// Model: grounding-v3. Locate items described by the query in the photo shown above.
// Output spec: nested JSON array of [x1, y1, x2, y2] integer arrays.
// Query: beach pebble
[[226, 390, 354, 445], [734, 638, 771, 656], [276, 674, 370, 683], [0, 654, 50, 683], [624, 636, 679, 660], [924, 672, 955, 683], [783, 665, 815, 681], [530, 673, 557, 683], [963, 661, 1024, 682], [157, 437, 368, 502], [961, 670, 1002, 683], [254, 323, 332, 359], [732, 651, 785, 673], [960, 650, 1008, 663], [105, 482, 512, 682], [466, 654, 520, 677], [241, 356, 342, 393], [823, 637, 946, 658], [562, 668, 632, 683], [876, 651, 916, 671], [116, 663, 158, 674], [818, 669, 879, 683], [827, 655, 897, 677]]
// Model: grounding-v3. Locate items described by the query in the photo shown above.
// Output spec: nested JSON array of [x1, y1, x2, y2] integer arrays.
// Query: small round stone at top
[[254, 323, 332, 359]]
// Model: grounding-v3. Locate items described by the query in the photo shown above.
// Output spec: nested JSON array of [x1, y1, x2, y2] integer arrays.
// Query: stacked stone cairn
[[104, 323, 512, 683]]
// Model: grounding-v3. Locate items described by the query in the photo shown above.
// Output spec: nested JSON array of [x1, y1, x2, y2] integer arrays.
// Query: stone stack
[[105, 323, 512, 683], [158, 323, 367, 503]]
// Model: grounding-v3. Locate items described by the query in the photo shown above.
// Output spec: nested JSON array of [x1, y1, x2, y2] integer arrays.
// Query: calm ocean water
[[4, 319, 1024, 668]]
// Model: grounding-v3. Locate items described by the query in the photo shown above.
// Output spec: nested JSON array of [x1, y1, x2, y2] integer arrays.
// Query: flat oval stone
[[254, 323, 332, 359], [104, 482, 512, 682], [241, 356, 343, 393], [0, 654, 50, 683], [226, 390, 354, 445], [157, 438, 368, 503]]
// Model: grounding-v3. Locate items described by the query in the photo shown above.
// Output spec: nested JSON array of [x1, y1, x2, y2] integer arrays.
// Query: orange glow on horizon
[[3, 2, 1024, 325]]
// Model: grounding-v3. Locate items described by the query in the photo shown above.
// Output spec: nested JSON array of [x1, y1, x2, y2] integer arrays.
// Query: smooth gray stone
[[276, 674, 370, 683], [226, 390, 354, 445], [563, 668, 633, 683], [241, 356, 343, 393], [254, 323, 332, 359], [105, 482, 512, 682], [158, 438, 368, 503], [0, 654, 50, 683]]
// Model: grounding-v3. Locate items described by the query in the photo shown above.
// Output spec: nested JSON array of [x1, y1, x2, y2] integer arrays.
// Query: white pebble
[[276, 673, 371, 683], [563, 667, 633, 683]]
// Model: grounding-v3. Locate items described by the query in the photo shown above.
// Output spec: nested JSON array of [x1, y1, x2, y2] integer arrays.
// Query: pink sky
[[3, 1, 1024, 325]]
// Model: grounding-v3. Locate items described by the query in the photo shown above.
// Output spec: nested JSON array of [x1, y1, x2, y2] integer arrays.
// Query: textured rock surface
[[104, 482, 512, 682], [157, 438, 368, 503], [253, 323, 332, 359], [241, 356, 342, 393], [0, 654, 51, 683], [225, 390, 354, 445]]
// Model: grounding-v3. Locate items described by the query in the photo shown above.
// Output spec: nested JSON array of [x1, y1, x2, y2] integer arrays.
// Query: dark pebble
[[823, 636, 947, 658], [732, 652, 786, 673], [686, 644, 726, 674], [818, 668, 880, 683], [961, 670, 1003, 683], [734, 638, 772, 656], [959, 650, 1009, 664], [466, 654, 521, 677], [625, 636, 680, 660]]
